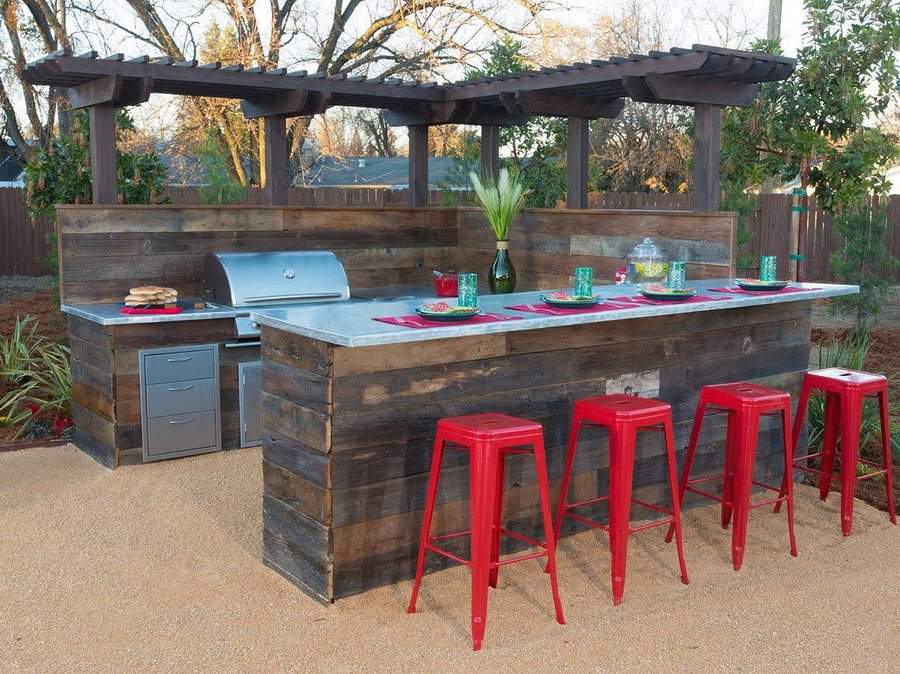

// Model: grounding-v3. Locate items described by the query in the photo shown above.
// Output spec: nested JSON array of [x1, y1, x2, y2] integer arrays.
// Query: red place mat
[[120, 306, 183, 315], [710, 286, 812, 297], [611, 294, 733, 306], [373, 312, 523, 329], [505, 301, 634, 316]]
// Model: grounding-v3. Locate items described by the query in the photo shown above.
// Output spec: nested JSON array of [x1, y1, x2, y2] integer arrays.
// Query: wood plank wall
[[55, 206, 459, 304], [261, 301, 810, 603], [457, 208, 736, 289]]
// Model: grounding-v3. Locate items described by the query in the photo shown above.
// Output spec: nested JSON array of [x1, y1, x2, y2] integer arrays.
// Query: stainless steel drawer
[[145, 378, 217, 418], [145, 410, 218, 457], [144, 349, 216, 385]]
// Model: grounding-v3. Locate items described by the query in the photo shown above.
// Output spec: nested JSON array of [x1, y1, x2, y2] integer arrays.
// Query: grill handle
[[241, 292, 344, 303]]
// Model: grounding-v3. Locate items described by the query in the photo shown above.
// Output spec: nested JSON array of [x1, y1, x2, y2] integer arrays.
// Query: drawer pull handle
[[167, 384, 194, 392], [166, 356, 193, 363], [168, 417, 194, 425]]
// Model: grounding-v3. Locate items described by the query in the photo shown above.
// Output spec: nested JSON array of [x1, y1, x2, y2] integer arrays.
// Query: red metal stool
[[775, 368, 897, 535], [665, 382, 797, 570], [554, 394, 689, 606], [407, 413, 564, 651]]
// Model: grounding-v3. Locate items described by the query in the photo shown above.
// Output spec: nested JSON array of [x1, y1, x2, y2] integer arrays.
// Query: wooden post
[[88, 105, 117, 204], [692, 104, 722, 211], [480, 124, 500, 181], [566, 117, 589, 209], [263, 116, 289, 206], [408, 125, 429, 207]]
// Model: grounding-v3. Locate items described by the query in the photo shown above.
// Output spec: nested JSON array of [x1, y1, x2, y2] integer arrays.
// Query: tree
[[197, 130, 247, 205], [74, 0, 551, 186], [24, 109, 167, 217], [721, 0, 900, 329]]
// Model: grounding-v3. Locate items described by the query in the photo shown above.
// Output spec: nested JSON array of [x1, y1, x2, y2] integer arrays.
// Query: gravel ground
[[1, 445, 898, 672], [0, 275, 55, 303]]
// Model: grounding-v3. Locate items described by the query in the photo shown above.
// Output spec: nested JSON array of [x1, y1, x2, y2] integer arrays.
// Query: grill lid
[[204, 251, 350, 308]]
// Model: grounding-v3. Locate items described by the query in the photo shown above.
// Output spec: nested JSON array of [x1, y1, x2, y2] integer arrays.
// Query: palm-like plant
[[469, 168, 527, 241]]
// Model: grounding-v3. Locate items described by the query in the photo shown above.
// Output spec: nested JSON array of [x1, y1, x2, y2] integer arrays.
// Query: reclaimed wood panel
[[260, 301, 811, 603], [457, 208, 736, 289], [56, 206, 458, 304]]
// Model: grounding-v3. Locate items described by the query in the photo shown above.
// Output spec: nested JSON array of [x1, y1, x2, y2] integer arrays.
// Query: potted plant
[[469, 168, 526, 293]]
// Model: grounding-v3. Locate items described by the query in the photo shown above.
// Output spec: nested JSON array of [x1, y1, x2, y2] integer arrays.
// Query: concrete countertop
[[61, 303, 237, 325], [250, 280, 859, 348]]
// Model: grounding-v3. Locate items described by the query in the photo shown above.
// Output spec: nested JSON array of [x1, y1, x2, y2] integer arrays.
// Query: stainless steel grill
[[203, 251, 350, 339]]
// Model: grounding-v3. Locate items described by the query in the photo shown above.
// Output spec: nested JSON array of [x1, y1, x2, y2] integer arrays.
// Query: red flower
[[52, 416, 73, 435], [27, 403, 40, 416]]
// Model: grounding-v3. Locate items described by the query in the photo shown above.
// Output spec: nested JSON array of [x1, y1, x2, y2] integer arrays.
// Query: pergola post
[[692, 103, 722, 211], [480, 124, 500, 181], [263, 116, 289, 206], [566, 117, 589, 209], [408, 125, 429, 207], [88, 105, 117, 204]]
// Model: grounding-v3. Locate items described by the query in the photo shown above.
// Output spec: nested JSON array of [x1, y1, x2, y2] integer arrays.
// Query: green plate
[[735, 278, 790, 291], [638, 287, 697, 301], [541, 292, 602, 308], [414, 304, 482, 322]]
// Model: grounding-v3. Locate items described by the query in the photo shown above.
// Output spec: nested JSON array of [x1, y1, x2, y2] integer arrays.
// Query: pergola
[[24, 45, 794, 211]]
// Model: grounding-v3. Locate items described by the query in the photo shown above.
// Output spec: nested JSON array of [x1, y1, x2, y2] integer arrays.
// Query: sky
[[125, 0, 810, 137]]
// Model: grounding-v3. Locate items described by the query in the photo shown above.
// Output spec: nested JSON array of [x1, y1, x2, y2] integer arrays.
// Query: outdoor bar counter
[[251, 280, 856, 603]]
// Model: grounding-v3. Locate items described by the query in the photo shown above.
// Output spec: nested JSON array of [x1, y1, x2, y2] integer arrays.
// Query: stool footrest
[[425, 527, 549, 568], [685, 485, 724, 503]]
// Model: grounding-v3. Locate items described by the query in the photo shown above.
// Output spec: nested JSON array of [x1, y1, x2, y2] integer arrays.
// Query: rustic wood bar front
[[252, 283, 855, 603]]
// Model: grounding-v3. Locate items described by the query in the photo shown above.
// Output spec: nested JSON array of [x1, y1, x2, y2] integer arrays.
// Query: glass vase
[[489, 241, 517, 294]]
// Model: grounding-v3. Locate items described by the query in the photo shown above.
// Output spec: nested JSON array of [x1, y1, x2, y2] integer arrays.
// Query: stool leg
[[554, 410, 582, 545], [839, 393, 862, 537], [818, 393, 841, 502], [721, 411, 738, 529], [781, 402, 798, 557], [408, 431, 446, 614], [730, 410, 759, 571], [488, 453, 506, 588], [609, 426, 636, 605], [532, 434, 565, 625], [469, 439, 498, 651], [663, 417, 689, 585], [878, 388, 897, 526], [776, 383, 812, 513], [666, 396, 707, 543]]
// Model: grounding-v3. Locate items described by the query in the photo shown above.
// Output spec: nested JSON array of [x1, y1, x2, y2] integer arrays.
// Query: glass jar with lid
[[626, 237, 669, 284]]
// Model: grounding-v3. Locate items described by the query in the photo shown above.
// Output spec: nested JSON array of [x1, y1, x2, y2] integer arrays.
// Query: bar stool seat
[[554, 394, 689, 605], [666, 382, 797, 570], [407, 413, 564, 651], [776, 368, 896, 535]]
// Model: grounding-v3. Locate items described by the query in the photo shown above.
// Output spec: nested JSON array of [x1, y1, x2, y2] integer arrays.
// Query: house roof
[[307, 156, 459, 188]]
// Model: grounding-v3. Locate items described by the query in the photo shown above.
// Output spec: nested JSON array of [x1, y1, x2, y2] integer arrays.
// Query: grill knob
[[283, 268, 296, 279], [250, 320, 260, 329]]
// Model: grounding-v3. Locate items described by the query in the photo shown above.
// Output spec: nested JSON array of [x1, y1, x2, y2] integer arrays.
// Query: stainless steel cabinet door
[[239, 361, 263, 447]]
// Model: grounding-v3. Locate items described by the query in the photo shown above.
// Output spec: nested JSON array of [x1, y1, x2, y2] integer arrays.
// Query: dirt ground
[[1, 445, 898, 673]]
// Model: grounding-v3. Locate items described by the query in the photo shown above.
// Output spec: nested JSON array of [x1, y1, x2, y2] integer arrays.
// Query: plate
[[735, 278, 790, 291], [541, 291, 602, 308], [414, 302, 482, 322], [638, 286, 697, 301]]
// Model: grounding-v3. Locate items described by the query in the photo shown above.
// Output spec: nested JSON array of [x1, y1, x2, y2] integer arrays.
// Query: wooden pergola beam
[[622, 74, 758, 107], [692, 104, 722, 211], [240, 91, 331, 119], [408, 125, 429, 207], [499, 92, 624, 119], [70, 74, 152, 109], [383, 102, 527, 127], [89, 105, 117, 204], [263, 116, 289, 206], [566, 118, 590, 209], [480, 125, 500, 181]]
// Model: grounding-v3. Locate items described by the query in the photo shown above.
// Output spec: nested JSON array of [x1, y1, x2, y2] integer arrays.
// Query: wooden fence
[[0, 188, 54, 276], [3, 185, 900, 281]]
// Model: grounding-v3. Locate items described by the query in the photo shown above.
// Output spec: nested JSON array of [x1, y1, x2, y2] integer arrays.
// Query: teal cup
[[457, 272, 478, 308], [574, 266, 593, 297], [759, 256, 777, 282], [667, 260, 686, 290]]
